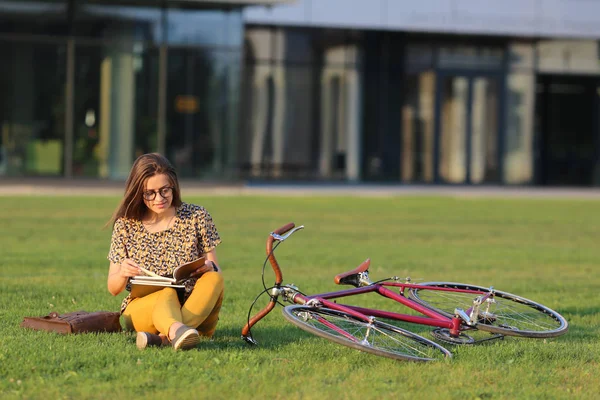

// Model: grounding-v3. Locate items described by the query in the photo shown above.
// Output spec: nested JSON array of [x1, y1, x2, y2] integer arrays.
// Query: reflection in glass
[[74, 3, 163, 43], [439, 76, 468, 183], [73, 44, 102, 177], [283, 67, 315, 170], [73, 43, 159, 178], [0, 0, 68, 36], [504, 73, 534, 183], [439, 46, 503, 70], [537, 40, 600, 74], [167, 48, 214, 177], [241, 29, 285, 178], [536, 77, 597, 185], [244, 27, 274, 62], [244, 64, 316, 179], [167, 8, 242, 47], [401, 72, 435, 182], [508, 43, 535, 70], [405, 44, 434, 73], [319, 69, 343, 179], [166, 49, 240, 178], [242, 28, 289, 178], [470, 77, 498, 183], [249, 64, 287, 178], [240, 28, 363, 181], [133, 47, 160, 159], [319, 45, 362, 180], [282, 30, 315, 64], [0, 39, 66, 176]]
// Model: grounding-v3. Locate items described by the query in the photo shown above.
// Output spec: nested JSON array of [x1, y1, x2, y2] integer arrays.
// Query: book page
[[131, 276, 174, 283], [138, 266, 163, 279], [135, 266, 175, 283], [173, 257, 206, 282]]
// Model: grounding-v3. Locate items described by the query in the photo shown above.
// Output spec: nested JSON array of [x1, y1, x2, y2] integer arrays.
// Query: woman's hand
[[190, 260, 219, 278], [118, 259, 142, 278], [108, 259, 140, 296]]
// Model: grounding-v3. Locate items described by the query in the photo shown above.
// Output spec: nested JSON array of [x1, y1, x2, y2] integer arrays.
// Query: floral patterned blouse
[[107, 202, 221, 313]]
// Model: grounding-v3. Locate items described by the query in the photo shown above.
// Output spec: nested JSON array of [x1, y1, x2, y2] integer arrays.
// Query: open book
[[129, 257, 206, 298]]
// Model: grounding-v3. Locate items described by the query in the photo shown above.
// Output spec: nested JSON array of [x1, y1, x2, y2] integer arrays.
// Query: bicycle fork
[[360, 317, 377, 346], [454, 288, 496, 327]]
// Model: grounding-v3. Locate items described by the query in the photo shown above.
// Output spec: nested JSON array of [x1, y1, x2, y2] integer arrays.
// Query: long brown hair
[[109, 153, 182, 226]]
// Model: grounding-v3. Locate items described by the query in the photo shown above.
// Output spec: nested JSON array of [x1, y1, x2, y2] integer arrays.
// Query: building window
[[0, 0, 69, 37], [166, 6, 243, 47], [438, 45, 503, 70], [73, 2, 164, 43], [0, 38, 66, 176], [240, 27, 363, 181]]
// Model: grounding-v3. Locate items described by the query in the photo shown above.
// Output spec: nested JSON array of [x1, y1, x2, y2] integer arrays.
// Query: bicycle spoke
[[284, 306, 451, 362], [309, 312, 436, 358], [408, 282, 568, 338], [486, 297, 561, 331]]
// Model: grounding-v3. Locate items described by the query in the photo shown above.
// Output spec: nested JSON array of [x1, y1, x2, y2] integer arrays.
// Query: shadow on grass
[[560, 305, 600, 318], [212, 324, 305, 350], [553, 306, 599, 340]]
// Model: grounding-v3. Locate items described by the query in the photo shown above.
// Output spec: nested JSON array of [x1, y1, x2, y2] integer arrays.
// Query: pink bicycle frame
[[292, 283, 494, 337]]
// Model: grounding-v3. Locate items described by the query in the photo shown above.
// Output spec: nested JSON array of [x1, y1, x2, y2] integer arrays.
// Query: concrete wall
[[244, 0, 600, 39]]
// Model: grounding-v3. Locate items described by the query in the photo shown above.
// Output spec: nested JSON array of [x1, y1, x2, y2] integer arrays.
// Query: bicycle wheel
[[408, 282, 568, 338], [282, 305, 451, 362]]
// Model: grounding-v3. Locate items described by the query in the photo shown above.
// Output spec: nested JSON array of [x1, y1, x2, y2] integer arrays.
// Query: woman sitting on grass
[[106, 152, 224, 350]]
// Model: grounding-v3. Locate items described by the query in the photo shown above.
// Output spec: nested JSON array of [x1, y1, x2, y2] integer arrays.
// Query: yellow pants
[[122, 271, 224, 337]]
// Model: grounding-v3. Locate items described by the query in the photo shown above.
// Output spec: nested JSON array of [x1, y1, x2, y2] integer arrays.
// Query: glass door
[[437, 74, 500, 184], [535, 75, 598, 186]]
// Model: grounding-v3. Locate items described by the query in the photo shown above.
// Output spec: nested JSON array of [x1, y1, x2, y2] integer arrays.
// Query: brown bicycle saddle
[[334, 259, 371, 286]]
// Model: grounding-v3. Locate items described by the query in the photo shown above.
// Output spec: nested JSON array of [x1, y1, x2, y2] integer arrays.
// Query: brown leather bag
[[21, 310, 122, 334]]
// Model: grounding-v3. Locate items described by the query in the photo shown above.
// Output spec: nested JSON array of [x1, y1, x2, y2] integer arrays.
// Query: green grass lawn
[[0, 195, 598, 399]]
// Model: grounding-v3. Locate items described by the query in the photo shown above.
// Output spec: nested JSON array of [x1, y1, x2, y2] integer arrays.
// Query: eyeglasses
[[143, 186, 173, 201]]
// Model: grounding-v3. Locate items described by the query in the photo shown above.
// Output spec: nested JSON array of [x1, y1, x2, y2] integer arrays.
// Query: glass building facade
[[0, 0, 243, 179], [240, 26, 600, 185], [2, 1, 599, 186]]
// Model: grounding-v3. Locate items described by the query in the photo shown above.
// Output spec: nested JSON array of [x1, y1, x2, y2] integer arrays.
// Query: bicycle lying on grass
[[241, 223, 568, 362]]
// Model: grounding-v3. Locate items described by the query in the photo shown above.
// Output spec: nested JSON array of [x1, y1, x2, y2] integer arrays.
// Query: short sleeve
[[107, 218, 128, 264], [196, 208, 221, 254]]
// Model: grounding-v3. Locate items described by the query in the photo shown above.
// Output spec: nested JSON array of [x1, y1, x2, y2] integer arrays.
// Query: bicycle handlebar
[[267, 222, 293, 284], [241, 222, 302, 343], [272, 222, 296, 236]]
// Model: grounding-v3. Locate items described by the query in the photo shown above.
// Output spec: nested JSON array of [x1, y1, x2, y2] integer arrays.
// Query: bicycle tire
[[282, 305, 451, 362], [407, 282, 568, 338]]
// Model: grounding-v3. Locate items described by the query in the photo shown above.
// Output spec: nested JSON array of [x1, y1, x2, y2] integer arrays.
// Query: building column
[[345, 69, 361, 181], [97, 30, 137, 180], [109, 50, 136, 179], [319, 45, 362, 180]]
